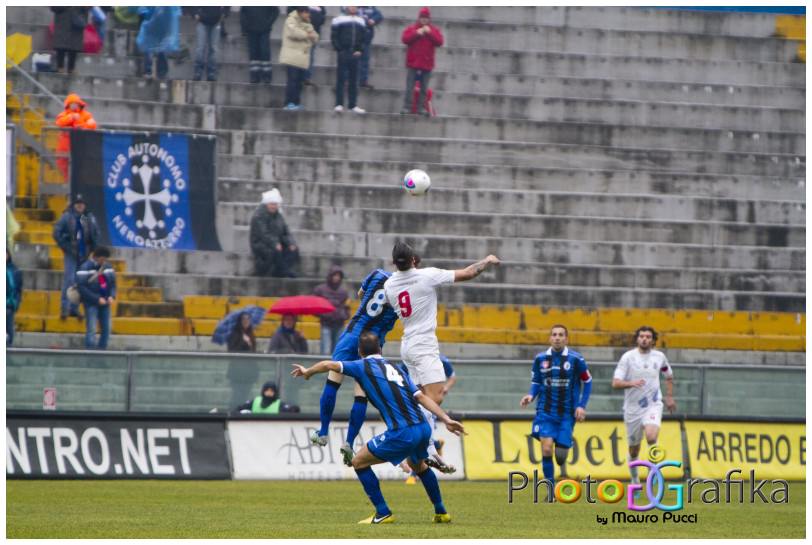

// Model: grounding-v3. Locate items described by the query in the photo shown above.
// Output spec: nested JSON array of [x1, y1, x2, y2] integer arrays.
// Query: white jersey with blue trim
[[613, 348, 673, 417]]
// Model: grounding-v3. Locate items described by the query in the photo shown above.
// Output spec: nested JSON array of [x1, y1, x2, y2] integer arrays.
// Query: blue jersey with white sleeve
[[339, 355, 426, 431]]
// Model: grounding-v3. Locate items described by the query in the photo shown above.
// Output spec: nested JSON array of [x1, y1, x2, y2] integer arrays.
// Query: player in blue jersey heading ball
[[292, 331, 465, 524], [520, 324, 592, 491]]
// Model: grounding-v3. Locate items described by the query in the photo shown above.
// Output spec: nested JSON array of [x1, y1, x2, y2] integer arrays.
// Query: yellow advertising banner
[[463, 419, 683, 480], [684, 421, 806, 480]]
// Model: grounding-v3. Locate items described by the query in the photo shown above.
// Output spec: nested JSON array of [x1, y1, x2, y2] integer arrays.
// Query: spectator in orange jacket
[[399, 7, 443, 116], [55, 94, 97, 179]]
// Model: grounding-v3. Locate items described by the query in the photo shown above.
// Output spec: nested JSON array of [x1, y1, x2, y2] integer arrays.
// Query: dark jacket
[[330, 14, 366, 55], [192, 6, 227, 26], [6, 259, 23, 312], [76, 258, 116, 308], [53, 209, 100, 261], [357, 7, 383, 42], [234, 381, 300, 413], [287, 6, 327, 33], [239, 6, 279, 34], [51, 7, 88, 52], [227, 326, 256, 353], [267, 326, 309, 354], [249, 206, 295, 258], [312, 264, 350, 329], [402, 9, 444, 71]]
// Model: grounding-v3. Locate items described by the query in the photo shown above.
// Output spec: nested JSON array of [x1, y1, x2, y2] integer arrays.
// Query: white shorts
[[624, 404, 663, 446], [400, 334, 446, 387]]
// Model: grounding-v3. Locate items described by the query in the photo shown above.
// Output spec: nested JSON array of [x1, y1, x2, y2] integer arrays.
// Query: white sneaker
[[339, 442, 354, 467], [334, 105, 344, 112], [351, 106, 366, 114], [309, 430, 328, 447]]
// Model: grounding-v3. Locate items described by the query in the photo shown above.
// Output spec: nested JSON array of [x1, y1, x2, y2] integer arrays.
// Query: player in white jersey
[[611, 326, 676, 491], [384, 241, 500, 471]]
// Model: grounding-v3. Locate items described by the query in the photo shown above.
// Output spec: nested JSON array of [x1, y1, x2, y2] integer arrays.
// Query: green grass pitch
[[6, 480, 805, 538]]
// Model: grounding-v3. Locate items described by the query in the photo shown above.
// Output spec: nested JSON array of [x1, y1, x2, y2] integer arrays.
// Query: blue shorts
[[367, 422, 432, 466], [333, 331, 387, 361], [531, 413, 575, 448], [332, 333, 360, 361]]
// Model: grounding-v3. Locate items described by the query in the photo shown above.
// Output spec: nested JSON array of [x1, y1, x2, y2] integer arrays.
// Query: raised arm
[[453, 254, 500, 282], [290, 360, 342, 379], [415, 392, 466, 436]]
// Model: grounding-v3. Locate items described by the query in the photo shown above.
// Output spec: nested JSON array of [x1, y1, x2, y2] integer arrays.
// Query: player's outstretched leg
[[313, 371, 344, 446], [352, 447, 394, 524], [342, 384, 368, 466], [408, 459, 450, 523]]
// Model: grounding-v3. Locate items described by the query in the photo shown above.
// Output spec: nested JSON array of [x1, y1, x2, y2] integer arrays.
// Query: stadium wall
[[6, 412, 804, 482]]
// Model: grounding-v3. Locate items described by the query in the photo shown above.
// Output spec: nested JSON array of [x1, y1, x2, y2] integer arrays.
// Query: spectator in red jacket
[[399, 7, 443, 116]]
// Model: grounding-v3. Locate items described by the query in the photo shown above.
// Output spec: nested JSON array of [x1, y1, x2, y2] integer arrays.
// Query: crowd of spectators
[[50, 6, 444, 116], [38, 6, 445, 354]]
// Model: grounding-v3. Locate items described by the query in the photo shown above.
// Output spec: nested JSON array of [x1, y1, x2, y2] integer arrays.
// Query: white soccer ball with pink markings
[[402, 169, 431, 196]]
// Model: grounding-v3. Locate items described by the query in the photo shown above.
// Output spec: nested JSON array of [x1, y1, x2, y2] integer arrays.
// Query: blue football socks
[[355, 466, 391, 516], [417, 467, 446, 514], [318, 379, 341, 437], [346, 396, 368, 447]]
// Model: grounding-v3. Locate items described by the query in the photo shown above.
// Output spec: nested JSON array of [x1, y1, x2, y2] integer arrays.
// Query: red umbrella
[[268, 295, 335, 316]]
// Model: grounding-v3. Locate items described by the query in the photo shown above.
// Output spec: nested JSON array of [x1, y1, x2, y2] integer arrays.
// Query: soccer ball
[[402, 169, 431, 196]]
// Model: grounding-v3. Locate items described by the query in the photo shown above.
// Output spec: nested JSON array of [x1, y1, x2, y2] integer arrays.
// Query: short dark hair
[[550, 324, 569, 337], [295, 6, 309, 13], [392, 241, 415, 271], [93, 246, 111, 258], [358, 331, 381, 357], [634, 326, 658, 344]]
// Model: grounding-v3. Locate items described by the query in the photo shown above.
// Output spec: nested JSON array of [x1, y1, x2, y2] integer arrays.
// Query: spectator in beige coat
[[280, 7, 319, 110]]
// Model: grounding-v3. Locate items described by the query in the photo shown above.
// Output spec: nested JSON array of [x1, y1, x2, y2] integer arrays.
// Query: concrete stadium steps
[[86, 22, 802, 64], [13, 243, 804, 294], [218, 180, 805, 225], [220, 204, 804, 248], [373, 6, 786, 36], [13, 332, 806, 366], [9, 7, 801, 62], [222, 132, 805, 177], [18, 267, 804, 312], [18, 35, 805, 87], [221, 155, 806, 202], [216, 101, 804, 139], [225, 228, 804, 272], [241, 133, 812, 179], [24, 61, 806, 111], [7, 6, 788, 38], [19, 89, 803, 156], [13, 76, 805, 149]]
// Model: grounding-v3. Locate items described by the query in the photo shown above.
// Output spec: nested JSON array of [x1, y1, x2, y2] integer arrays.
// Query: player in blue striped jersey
[[311, 267, 400, 453], [292, 331, 465, 524], [520, 324, 592, 489]]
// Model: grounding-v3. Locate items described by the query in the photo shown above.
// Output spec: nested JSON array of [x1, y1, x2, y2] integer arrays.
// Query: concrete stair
[[6, 5, 806, 355]]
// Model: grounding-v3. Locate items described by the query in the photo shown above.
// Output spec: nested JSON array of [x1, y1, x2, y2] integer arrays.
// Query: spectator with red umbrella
[[266, 295, 336, 354], [267, 315, 309, 354]]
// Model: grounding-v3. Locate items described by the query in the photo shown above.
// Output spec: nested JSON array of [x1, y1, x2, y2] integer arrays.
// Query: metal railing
[[6, 348, 805, 418]]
